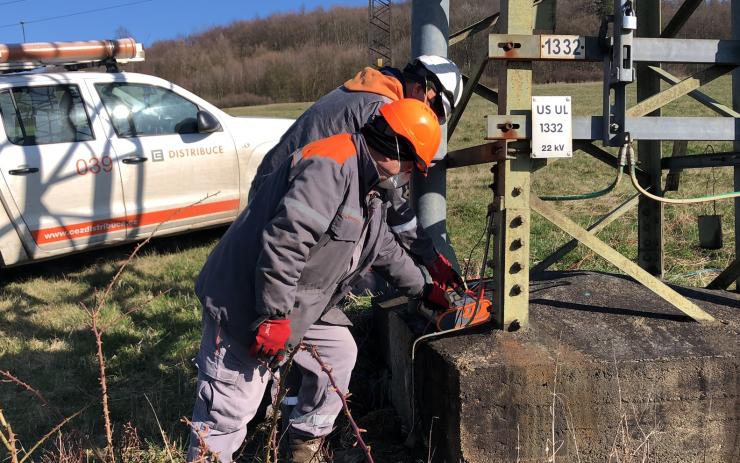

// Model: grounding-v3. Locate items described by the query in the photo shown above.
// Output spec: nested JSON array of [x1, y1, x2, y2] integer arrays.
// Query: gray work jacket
[[249, 67, 438, 264], [196, 133, 426, 348]]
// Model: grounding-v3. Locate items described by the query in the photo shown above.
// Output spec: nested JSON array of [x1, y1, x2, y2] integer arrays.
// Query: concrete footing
[[376, 271, 740, 462]]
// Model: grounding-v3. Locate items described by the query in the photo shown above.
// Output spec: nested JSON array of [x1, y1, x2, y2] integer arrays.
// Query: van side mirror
[[197, 110, 222, 133]]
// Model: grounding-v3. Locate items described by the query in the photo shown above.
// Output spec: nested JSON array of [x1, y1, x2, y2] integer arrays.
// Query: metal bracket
[[445, 142, 508, 168], [574, 116, 739, 141], [488, 115, 739, 141], [486, 115, 529, 140], [489, 33, 602, 60], [488, 35, 740, 64]]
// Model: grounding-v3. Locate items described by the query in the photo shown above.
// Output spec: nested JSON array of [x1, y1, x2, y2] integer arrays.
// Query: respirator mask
[[376, 136, 411, 190]]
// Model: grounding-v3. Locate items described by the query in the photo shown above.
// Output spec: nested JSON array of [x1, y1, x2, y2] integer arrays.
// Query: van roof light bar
[[0, 38, 144, 73]]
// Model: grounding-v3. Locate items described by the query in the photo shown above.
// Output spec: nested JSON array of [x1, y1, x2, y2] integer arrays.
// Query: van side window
[[95, 83, 199, 138], [0, 85, 94, 146]]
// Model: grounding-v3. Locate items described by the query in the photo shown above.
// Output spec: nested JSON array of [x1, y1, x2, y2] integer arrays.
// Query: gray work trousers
[[187, 313, 358, 463]]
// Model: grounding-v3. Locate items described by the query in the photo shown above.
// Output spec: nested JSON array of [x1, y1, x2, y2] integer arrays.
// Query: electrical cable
[[462, 208, 491, 280], [538, 152, 624, 201], [626, 141, 740, 204], [538, 170, 622, 201], [0, 0, 153, 29]]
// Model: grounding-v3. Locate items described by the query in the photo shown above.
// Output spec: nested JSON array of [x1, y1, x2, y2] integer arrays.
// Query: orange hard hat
[[379, 98, 441, 173]]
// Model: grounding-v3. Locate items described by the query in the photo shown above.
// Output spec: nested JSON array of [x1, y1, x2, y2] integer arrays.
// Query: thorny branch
[[0, 408, 19, 463], [264, 348, 300, 463], [306, 344, 374, 463], [85, 301, 115, 462], [0, 370, 62, 418], [181, 417, 219, 463], [81, 192, 221, 462], [18, 403, 93, 463], [93, 192, 221, 311]]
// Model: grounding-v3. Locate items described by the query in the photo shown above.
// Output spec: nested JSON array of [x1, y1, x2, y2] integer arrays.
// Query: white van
[[0, 39, 292, 267]]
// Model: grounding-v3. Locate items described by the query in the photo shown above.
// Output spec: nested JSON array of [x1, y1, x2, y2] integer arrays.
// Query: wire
[[0, 0, 153, 29], [462, 210, 490, 279], [538, 150, 624, 201], [539, 170, 622, 201], [626, 142, 740, 204]]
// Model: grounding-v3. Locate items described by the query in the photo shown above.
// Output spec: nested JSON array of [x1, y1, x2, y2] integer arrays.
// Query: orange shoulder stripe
[[301, 133, 357, 165]]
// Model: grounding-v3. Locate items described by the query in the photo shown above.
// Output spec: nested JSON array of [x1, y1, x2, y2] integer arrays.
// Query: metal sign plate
[[540, 35, 585, 60], [532, 96, 572, 158]]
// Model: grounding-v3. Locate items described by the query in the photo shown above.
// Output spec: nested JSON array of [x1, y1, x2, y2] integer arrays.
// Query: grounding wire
[[538, 168, 623, 201], [626, 142, 740, 204]]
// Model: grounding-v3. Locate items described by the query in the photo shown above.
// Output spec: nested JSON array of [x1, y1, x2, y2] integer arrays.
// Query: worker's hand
[[422, 283, 451, 312], [426, 253, 465, 291], [249, 318, 291, 367]]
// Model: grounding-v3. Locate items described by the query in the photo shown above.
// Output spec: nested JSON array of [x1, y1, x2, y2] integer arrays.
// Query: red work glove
[[426, 253, 465, 291], [249, 318, 291, 366], [422, 283, 451, 312]]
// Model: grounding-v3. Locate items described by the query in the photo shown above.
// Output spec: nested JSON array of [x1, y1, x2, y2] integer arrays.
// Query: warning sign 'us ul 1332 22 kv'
[[532, 96, 572, 159]]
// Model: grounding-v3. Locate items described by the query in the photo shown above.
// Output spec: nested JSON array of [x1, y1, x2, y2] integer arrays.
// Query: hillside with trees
[[130, 0, 730, 108]]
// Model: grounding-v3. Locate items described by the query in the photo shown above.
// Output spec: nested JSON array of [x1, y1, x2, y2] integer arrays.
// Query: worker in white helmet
[[249, 55, 465, 293]]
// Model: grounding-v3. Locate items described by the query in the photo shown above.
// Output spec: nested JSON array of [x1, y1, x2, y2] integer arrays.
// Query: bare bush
[[127, 0, 730, 106]]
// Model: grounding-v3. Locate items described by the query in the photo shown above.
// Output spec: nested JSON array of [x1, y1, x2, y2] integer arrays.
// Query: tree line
[[129, 0, 731, 108]]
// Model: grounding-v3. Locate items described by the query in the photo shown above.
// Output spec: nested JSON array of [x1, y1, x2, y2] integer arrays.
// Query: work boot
[[289, 436, 327, 463]]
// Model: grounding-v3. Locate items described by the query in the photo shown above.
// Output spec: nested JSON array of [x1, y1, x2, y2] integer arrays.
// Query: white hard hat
[[406, 55, 462, 122]]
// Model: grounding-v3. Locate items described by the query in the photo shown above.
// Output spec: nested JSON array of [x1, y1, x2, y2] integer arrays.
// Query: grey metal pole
[[410, 0, 459, 266], [733, 0, 740, 291]]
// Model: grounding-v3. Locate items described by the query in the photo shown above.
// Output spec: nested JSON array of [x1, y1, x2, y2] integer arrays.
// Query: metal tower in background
[[368, 0, 392, 67]]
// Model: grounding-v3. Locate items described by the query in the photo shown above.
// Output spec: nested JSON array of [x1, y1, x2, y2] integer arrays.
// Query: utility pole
[[410, 0, 460, 268]]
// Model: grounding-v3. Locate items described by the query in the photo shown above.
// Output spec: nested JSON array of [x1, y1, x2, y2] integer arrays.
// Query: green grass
[[0, 77, 737, 460]]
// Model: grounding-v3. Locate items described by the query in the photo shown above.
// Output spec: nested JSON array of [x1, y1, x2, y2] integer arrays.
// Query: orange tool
[[434, 289, 492, 331]]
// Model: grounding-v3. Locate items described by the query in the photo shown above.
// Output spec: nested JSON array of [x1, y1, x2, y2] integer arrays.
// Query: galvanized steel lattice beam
[[635, 0, 664, 277], [491, 0, 534, 330]]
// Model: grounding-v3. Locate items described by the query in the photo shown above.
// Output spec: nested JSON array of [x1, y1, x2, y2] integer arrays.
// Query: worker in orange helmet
[[188, 99, 451, 463], [250, 56, 466, 294]]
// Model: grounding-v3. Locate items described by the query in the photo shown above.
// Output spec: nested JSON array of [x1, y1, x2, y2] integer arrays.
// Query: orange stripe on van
[[301, 133, 356, 165], [31, 199, 239, 245]]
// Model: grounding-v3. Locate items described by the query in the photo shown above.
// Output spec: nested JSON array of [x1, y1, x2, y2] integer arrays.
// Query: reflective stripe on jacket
[[195, 133, 426, 348], [248, 67, 438, 265]]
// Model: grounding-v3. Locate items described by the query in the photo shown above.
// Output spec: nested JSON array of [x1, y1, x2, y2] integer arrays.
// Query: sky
[[0, 0, 368, 46]]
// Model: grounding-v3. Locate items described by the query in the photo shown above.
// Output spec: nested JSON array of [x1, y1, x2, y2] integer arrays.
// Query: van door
[[0, 83, 128, 253], [91, 81, 239, 238]]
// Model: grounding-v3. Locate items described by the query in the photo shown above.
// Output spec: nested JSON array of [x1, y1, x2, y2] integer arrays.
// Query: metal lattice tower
[[412, 0, 740, 328], [368, 0, 392, 67]]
